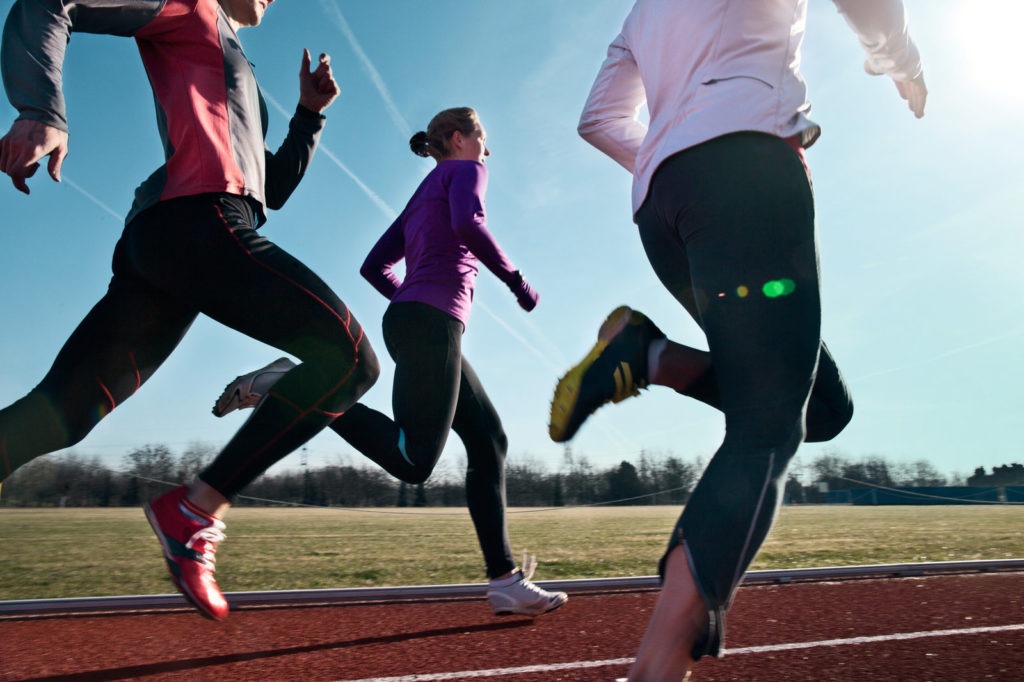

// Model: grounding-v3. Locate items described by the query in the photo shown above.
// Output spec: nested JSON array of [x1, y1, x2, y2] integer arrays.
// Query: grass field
[[1, 505, 1023, 601]]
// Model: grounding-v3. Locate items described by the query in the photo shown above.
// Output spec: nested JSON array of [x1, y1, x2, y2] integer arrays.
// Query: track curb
[[3, 559, 1023, 616]]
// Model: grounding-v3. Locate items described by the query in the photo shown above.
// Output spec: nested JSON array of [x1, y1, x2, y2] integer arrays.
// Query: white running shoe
[[487, 555, 568, 616], [212, 357, 296, 417]]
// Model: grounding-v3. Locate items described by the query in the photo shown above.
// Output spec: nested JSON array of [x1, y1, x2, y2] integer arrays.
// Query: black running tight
[[328, 301, 515, 578], [0, 194, 379, 499], [671, 342, 852, 443], [636, 133, 851, 654]]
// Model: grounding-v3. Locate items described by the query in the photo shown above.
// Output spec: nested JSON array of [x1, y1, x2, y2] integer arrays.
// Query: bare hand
[[864, 61, 927, 119], [0, 119, 68, 195], [298, 49, 340, 114], [894, 72, 927, 119]]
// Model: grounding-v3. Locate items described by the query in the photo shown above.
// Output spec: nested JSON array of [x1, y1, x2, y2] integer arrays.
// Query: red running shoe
[[144, 485, 229, 621]]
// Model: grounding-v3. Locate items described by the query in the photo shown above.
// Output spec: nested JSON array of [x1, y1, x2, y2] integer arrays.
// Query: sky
[[0, 0, 1022, 486]]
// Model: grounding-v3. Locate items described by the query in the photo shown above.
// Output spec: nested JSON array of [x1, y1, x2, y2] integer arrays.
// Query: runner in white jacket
[[548, 1, 926, 679]]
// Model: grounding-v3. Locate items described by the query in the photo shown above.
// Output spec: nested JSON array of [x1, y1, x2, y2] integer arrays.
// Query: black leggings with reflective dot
[[637, 133, 853, 647]]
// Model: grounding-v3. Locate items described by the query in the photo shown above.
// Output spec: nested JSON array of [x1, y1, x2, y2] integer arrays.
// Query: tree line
[[792, 452, 956, 503], [0, 444, 700, 508], [0, 443, 1008, 509]]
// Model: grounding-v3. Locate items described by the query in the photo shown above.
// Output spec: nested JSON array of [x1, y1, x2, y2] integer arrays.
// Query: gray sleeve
[[831, 0, 922, 81], [2, 0, 166, 131]]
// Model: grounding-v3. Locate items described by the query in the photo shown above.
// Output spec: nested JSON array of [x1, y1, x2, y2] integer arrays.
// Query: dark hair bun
[[409, 131, 431, 157]]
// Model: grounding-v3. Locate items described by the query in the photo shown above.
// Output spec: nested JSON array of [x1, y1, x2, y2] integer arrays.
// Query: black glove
[[506, 270, 539, 312]]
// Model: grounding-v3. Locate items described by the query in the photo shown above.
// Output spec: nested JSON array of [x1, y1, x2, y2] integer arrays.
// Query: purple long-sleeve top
[[360, 160, 518, 328]]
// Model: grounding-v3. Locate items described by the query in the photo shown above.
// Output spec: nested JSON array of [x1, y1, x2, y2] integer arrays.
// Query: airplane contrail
[[263, 92, 398, 221], [855, 327, 1024, 381], [318, 0, 412, 139], [475, 299, 563, 376], [63, 176, 123, 221]]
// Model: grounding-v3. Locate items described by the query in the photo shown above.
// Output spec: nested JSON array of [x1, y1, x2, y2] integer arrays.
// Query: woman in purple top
[[215, 107, 567, 617]]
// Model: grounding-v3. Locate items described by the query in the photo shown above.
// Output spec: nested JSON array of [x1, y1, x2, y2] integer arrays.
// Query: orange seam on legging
[[219, 204, 364, 415], [265, 390, 303, 414], [129, 352, 142, 393], [217, 206, 365, 489], [219, 359, 360, 490], [263, 393, 346, 420], [95, 377, 117, 411], [315, 408, 345, 418], [91, 355, 139, 416]]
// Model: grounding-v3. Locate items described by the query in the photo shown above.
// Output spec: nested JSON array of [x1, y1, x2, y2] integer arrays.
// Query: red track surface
[[2, 572, 1023, 681]]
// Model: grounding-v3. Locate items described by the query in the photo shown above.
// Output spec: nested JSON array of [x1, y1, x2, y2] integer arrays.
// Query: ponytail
[[409, 131, 431, 157]]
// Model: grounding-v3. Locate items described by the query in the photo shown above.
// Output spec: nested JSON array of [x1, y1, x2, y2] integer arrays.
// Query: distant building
[[967, 464, 1024, 487], [827, 486, 1000, 505]]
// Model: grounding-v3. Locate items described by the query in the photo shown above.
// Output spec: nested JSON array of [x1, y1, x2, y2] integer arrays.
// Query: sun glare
[[953, 1, 1024, 99]]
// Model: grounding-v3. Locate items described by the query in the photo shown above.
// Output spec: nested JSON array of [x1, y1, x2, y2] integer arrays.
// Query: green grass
[[1, 505, 1023, 600]]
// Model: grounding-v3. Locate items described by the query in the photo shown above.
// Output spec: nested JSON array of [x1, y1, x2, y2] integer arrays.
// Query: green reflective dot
[[763, 278, 796, 298]]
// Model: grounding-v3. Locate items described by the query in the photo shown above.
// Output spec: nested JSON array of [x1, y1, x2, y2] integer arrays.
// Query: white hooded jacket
[[578, 0, 923, 215]]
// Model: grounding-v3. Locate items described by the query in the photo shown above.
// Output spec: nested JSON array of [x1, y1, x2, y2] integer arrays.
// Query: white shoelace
[[185, 525, 226, 567], [520, 552, 538, 582]]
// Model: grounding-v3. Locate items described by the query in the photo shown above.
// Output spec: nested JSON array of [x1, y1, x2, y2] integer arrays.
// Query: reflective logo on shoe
[[612, 362, 634, 402]]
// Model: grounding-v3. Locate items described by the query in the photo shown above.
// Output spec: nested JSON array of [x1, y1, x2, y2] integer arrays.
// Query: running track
[[2, 572, 1022, 681]]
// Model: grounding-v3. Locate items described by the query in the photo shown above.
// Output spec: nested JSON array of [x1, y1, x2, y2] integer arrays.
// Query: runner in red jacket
[[0, 0, 380, 621]]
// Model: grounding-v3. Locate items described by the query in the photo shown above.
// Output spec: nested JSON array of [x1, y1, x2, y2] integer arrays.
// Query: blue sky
[[1, 0, 1021, 484]]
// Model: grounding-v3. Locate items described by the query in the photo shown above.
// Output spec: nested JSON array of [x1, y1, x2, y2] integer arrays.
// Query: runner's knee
[[400, 465, 431, 486], [297, 332, 381, 406], [348, 336, 381, 394], [805, 398, 854, 443]]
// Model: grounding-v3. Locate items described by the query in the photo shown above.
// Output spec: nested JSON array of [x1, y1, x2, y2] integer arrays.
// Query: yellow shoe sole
[[548, 306, 635, 442]]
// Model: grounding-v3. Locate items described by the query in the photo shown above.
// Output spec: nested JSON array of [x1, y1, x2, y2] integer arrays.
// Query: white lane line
[[338, 623, 1024, 681], [728, 622, 1024, 655], [339, 658, 634, 681]]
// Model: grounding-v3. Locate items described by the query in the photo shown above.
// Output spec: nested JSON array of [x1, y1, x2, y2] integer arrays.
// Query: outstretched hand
[[865, 61, 927, 119], [298, 49, 340, 114], [894, 72, 927, 119], [0, 119, 68, 195]]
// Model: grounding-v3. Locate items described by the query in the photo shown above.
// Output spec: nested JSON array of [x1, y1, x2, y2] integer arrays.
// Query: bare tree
[[894, 459, 947, 487], [178, 442, 216, 482], [123, 444, 176, 504]]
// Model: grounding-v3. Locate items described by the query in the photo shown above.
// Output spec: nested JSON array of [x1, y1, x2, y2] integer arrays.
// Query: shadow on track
[[18, 618, 533, 682]]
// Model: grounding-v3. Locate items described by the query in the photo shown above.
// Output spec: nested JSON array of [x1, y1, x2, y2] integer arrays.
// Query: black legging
[[0, 193, 379, 499], [326, 301, 515, 578], [636, 133, 853, 652]]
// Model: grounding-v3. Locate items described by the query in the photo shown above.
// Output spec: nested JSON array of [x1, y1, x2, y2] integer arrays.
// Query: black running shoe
[[549, 306, 665, 442]]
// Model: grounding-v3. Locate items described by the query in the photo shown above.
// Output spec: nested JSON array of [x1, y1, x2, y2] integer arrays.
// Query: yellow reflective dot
[[736, 285, 749, 298]]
